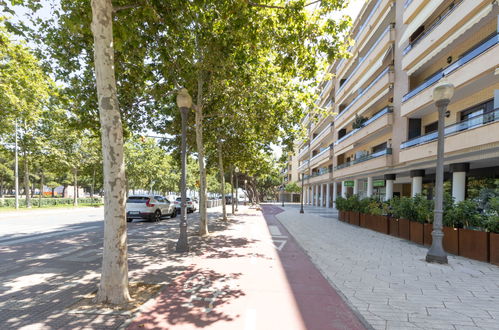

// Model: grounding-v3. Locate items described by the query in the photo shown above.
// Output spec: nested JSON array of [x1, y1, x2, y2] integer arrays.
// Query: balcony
[[401, 33, 498, 117], [306, 167, 333, 184], [402, 0, 490, 71], [400, 108, 499, 163], [336, 25, 394, 104], [335, 66, 394, 127], [310, 123, 333, 150], [298, 160, 310, 171], [309, 146, 332, 168], [334, 148, 393, 178], [298, 145, 309, 159], [334, 107, 393, 154]]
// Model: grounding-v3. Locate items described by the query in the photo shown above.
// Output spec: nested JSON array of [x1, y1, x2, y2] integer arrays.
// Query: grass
[[0, 202, 104, 212]]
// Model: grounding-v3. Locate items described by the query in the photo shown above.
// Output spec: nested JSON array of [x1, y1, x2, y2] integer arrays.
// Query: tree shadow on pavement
[[128, 266, 245, 329]]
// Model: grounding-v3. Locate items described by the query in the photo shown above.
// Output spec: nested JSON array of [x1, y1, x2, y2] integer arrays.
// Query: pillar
[[450, 163, 469, 203], [332, 182, 338, 208], [410, 169, 425, 197], [341, 181, 347, 198], [384, 174, 395, 201], [311, 185, 315, 206], [353, 179, 358, 195], [316, 185, 320, 206], [326, 183, 331, 208], [366, 177, 373, 198]]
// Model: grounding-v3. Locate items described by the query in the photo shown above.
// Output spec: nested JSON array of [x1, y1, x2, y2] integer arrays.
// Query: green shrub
[[335, 197, 347, 211], [485, 216, 499, 233], [0, 197, 102, 208], [444, 199, 483, 229], [345, 195, 361, 212], [413, 194, 433, 224]]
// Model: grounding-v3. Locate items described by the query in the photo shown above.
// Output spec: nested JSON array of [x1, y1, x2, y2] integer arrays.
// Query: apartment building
[[281, 148, 301, 202], [296, 0, 499, 207]]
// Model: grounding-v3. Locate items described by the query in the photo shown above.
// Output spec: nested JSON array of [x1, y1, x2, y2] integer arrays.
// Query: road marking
[[0, 226, 100, 246], [268, 225, 282, 236], [244, 308, 257, 330], [272, 239, 287, 251]]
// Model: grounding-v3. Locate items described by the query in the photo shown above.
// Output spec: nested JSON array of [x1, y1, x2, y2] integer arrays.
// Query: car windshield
[[127, 196, 149, 203]]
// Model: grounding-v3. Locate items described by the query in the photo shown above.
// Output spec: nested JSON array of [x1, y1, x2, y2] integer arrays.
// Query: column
[[332, 182, 338, 208], [316, 185, 320, 206], [341, 181, 347, 198], [450, 163, 469, 203], [321, 184, 325, 207], [366, 177, 373, 198], [326, 183, 331, 208], [384, 174, 395, 201], [410, 169, 425, 197], [311, 186, 315, 206], [353, 179, 358, 195]]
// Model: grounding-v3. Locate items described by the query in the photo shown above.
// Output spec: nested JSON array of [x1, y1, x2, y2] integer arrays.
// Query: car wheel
[[152, 210, 161, 222], [127, 218, 132, 223], [170, 208, 177, 218]]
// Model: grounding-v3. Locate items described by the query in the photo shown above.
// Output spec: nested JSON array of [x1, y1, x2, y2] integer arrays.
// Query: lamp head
[[235, 167, 239, 173], [176, 88, 192, 109], [432, 79, 454, 103]]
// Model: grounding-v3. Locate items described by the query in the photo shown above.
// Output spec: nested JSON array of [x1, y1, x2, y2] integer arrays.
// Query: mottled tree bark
[[91, 0, 130, 305], [195, 75, 209, 236], [217, 140, 227, 221]]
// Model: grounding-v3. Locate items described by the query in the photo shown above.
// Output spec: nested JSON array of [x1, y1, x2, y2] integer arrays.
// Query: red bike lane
[[261, 204, 367, 330]]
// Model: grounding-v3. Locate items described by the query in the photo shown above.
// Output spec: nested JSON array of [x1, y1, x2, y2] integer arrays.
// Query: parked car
[[174, 197, 197, 213], [126, 195, 176, 222]]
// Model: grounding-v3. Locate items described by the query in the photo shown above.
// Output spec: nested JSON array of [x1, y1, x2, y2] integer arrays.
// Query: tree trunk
[[73, 168, 78, 206], [38, 172, 44, 208], [195, 75, 208, 236], [217, 140, 227, 221], [91, 0, 130, 305], [91, 167, 96, 198], [23, 153, 31, 208], [51, 188, 55, 198], [62, 185, 67, 198], [230, 170, 234, 215]]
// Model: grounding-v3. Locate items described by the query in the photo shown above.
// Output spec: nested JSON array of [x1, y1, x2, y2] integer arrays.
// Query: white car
[[126, 195, 176, 222], [174, 197, 197, 214]]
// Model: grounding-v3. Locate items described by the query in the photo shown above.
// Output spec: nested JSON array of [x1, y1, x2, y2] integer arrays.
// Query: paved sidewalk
[[127, 205, 365, 330], [274, 204, 499, 330]]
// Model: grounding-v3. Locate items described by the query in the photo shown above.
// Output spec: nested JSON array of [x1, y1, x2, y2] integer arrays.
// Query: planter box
[[443, 227, 459, 255], [423, 223, 433, 246], [410, 221, 424, 245], [338, 210, 345, 221], [490, 233, 499, 266], [350, 211, 360, 226], [389, 217, 399, 237], [458, 228, 489, 262], [372, 215, 389, 234], [398, 218, 411, 241], [359, 213, 367, 227]]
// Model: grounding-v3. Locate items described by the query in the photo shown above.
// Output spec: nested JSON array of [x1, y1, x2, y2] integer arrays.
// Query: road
[[0, 206, 200, 329]]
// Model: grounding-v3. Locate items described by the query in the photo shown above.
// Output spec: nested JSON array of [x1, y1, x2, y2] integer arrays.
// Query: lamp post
[[426, 79, 454, 264], [235, 167, 239, 211], [281, 176, 285, 207], [300, 172, 305, 214], [175, 88, 192, 253], [14, 120, 19, 210]]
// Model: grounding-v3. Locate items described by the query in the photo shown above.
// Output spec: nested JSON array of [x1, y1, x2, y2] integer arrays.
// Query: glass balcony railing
[[403, 0, 462, 55], [403, 33, 499, 102], [310, 145, 332, 162], [335, 148, 392, 170], [334, 106, 393, 146], [401, 108, 499, 149], [299, 145, 309, 157], [336, 66, 392, 120], [352, 0, 382, 43], [298, 160, 310, 170], [311, 123, 333, 145], [304, 167, 333, 179], [404, 0, 413, 8]]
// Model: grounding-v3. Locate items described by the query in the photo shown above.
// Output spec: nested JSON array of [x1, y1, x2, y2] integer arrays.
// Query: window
[[460, 99, 494, 121], [372, 142, 387, 154], [424, 121, 438, 134]]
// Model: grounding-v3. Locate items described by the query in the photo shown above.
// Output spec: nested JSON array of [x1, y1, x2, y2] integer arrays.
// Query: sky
[[271, 0, 365, 160]]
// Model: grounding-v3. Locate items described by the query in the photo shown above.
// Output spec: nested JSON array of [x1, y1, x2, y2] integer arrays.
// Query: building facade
[[297, 0, 499, 207]]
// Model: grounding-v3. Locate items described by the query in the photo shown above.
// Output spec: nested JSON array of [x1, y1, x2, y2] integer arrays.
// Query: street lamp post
[[300, 172, 305, 214], [235, 167, 239, 212], [426, 79, 454, 264], [281, 177, 285, 207], [14, 120, 19, 210], [175, 88, 192, 253]]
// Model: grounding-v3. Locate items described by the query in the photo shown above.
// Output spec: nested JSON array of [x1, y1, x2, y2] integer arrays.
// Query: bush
[[0, 197, 102, 208], [345, 195, 361, 212], [444, 199, 483, 229], [486, 216, 499, 233], [413, 194, 433, 224], [335, 196, 347, 211]]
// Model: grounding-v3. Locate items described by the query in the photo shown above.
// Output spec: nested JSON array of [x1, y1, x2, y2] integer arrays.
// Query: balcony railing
[[298, 160, 310, 170], [336, 66, 392, 120], [304, 167, 333, 179], [310, 145, 332, 162], [404, 0, 413, 8], [403, 33, 499, 102], [352, 0, 382, 43], [335, 148, 392, 170], [401, 108, 499, 149], [403, 0, 463, 55], [334, 106, 393, 146], [298, 145, 309, 157], [311, 123, 333, 145], [338, 24, 393, 95]]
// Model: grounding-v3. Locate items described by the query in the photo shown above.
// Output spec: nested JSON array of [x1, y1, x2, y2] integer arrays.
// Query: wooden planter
[[443, 227, 459, 255], [373, 215, 388, 234], [458, 228, 489, 262], [350, 211, 360, 226], [490, 233, 499, 266], [423, 223, 433, 246], [398, 218, 411, 241], [359, 213, 367, 227], [338, 210, 345, 221], [389, 217, 399, 237], [410, 221, 424, 245]]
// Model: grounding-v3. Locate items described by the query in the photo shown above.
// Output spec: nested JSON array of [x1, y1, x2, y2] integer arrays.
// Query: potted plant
[[390, 197, 412, 240], [335, 196, 347, 221], [451, 200, 489, 262], [352, 115, 368, 129], [409, 195, 432, 245], [347, 195, 361, 226], [486, 197, 499, 266]]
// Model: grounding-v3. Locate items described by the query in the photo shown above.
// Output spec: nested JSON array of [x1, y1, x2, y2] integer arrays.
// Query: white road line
[[244, 308, 257, 330], [268, 225, 282, 236], [0, 226, 100, 246]]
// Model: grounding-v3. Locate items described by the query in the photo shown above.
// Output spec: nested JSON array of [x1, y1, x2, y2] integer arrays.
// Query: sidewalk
[[126, 205, 366, 330], [274, 204, 499, 330]]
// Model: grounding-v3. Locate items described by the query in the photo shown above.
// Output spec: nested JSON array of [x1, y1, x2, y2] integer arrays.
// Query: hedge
[[0, 197, 103, 208]]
